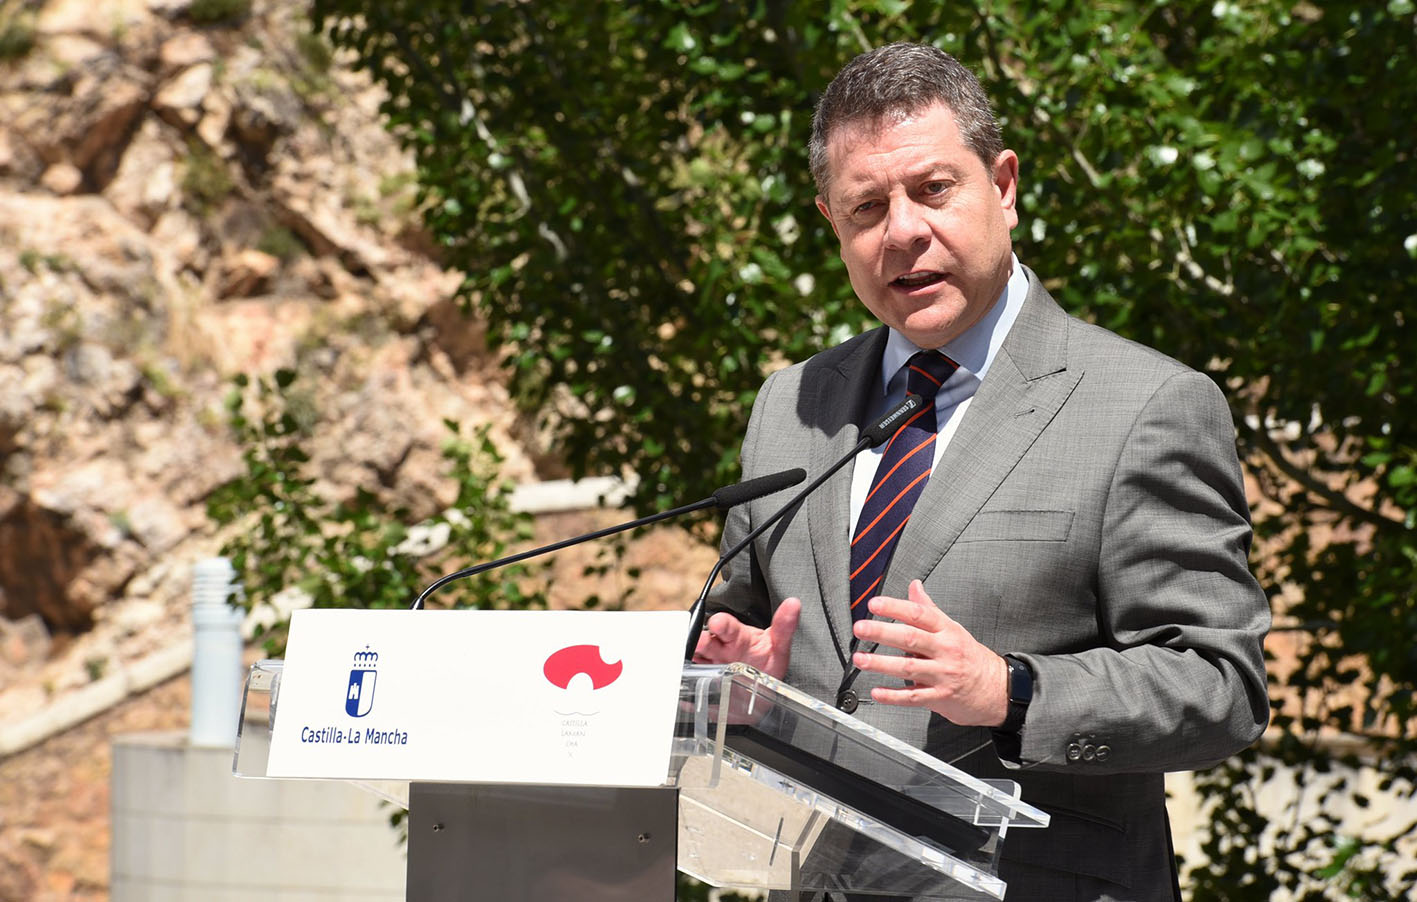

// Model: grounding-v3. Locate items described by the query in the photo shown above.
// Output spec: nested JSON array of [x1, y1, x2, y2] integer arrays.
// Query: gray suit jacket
[[708, 270, 1270, 901]]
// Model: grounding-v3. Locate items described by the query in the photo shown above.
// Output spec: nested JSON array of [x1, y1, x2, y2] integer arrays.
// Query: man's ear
[[993, 150, 1020, 231], [815, 195, 840, 239]]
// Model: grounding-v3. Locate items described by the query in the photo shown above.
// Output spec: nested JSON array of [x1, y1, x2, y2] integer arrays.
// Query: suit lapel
[[803, 328, 888, 668], [884, 273, 1083, 596]]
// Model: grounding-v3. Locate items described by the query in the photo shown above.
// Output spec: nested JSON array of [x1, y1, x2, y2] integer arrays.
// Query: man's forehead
[[822, 104, 968, 195], [823, 102, 966, 164], [828, 104, 941, 148]]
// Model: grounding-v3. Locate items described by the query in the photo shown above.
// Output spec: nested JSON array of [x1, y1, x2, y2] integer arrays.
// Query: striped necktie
[[848, 350, 958, 621]]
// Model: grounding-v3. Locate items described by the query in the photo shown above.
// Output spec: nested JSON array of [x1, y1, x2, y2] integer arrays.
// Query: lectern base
[[406, 783, 678, 901]]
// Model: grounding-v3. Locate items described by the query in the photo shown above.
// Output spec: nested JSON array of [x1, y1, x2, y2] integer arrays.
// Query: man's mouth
[[891, 271, 946, 289]]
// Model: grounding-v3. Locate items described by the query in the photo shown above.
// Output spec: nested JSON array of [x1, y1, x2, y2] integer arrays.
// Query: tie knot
[[905, 350, 958, 400]]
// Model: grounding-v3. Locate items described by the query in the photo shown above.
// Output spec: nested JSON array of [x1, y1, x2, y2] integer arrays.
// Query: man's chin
[[892, 310, 968, 350], [885, 289, 1001, 349]]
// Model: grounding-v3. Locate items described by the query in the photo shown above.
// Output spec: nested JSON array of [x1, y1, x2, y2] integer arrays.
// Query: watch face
[[1006, 656, 1033, 704]]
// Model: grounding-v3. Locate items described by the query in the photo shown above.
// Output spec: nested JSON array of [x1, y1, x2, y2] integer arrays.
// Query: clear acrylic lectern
[[236, 657, 1047, 900]]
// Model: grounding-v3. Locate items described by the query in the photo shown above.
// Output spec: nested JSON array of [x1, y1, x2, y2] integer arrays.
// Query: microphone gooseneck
[[683, 394, 924, 660], [411, 468, 806, 610]]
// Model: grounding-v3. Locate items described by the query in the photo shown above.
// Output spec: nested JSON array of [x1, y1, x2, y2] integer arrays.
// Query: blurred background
[[0, 0, 1413, 899]]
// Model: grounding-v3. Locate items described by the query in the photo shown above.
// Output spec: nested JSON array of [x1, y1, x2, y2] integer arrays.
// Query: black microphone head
[[861, 393, 924, 447], [712, 467, 807, 509]]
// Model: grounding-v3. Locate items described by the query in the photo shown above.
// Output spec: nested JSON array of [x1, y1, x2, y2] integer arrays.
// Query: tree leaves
[[312, 1, 1416, 895], [206, 372, 544, 656]]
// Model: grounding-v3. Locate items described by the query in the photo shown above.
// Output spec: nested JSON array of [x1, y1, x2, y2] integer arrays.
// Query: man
[[694, 42, 1269, 901]]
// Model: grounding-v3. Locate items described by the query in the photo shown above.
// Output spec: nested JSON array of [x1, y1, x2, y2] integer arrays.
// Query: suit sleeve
[[1008, 370, 1270, 773], [704, 369, 779, 629]]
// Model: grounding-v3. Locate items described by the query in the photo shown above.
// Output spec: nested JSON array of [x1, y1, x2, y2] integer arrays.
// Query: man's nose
[[883, 201, 931, 249]]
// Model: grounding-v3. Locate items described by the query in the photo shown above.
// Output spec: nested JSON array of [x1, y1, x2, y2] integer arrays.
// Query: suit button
[[1066, 742, 1082, 762], [836, 689, 858, 714], [1096, 744, 1111, 762]]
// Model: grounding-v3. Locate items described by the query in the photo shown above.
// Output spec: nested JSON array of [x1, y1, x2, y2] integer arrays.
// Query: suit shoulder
[[1056, 314, 1238, 437], [1017, 277, 1225, 412], [1064, 312, 1198, 387]]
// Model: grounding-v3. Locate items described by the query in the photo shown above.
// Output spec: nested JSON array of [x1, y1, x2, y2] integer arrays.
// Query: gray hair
[[809, 42, 1005, 198]]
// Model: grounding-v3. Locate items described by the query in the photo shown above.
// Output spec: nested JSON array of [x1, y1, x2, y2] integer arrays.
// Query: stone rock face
[[0, 615, 53, 671], [0, 0, 542, 751], [0, 672, 194, 902], [103, 117, 180, 228], [40, 162, 83, 195], [0, 3, 713, 897], [0, 127, 41, 181], [152, 63, 212, 128], [157, 31, 215, 73], [217, 247, 279, 297], [14, 63, 151, 191], [0, 499, 101, 630]]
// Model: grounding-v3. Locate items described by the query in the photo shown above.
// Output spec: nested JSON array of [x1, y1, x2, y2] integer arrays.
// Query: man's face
[[816, 102, 1019, 350]]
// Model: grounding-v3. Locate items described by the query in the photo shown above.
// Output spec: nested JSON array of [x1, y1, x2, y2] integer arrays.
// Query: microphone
[[411, 468, 806, 609], [710, 469, 808, 509], [683, 393, 925, 660]]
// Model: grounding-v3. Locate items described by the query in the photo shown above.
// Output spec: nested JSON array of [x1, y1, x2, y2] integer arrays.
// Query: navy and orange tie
[[848, 350, 958, 622]]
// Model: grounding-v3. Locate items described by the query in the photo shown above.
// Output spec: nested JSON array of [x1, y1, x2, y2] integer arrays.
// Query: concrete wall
[[111, 732, 405, 902]]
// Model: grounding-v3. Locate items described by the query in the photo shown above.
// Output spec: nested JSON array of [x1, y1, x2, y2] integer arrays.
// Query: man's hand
[[851, 580, 1009, 727], [692, 598, 802, 680]]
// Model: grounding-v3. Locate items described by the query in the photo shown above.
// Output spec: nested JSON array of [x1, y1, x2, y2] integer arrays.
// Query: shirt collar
[[880, 253, 1029, 393]]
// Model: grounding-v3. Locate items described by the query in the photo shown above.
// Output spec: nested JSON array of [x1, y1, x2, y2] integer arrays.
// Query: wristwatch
[[999, 654, 1033, 734]]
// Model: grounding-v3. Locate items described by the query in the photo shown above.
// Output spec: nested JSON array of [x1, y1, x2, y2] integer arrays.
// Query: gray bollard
[[189, 557, 245, 747]]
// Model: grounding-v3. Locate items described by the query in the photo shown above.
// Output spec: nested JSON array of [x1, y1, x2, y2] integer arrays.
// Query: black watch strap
[[999, 654, 1033, 734]]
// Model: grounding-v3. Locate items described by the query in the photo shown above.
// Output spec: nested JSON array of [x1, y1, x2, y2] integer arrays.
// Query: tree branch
[[1243, 418, 1406, 531], [1171, 223, 1235, 296]]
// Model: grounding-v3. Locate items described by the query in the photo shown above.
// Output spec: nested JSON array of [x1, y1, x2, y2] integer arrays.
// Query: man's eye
[[854, 200, 879, 215], [923, 181, 948, 195]]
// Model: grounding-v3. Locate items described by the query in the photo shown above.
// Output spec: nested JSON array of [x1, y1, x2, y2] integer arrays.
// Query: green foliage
[[40, 299, 83, 352], [140, 360, 183, 400], [314, 0, 867, 513], [83, 656, 107, 682], [0, 12, 35, 61], [295, 27, 333, 75], [206, 369, 545, 656], [311, 0, 1417, 896], [108, 509, 133, 539], [289, 21, 336, 101], [20, 249, 72, 274], [181, 140, 234, 217], [255, 223, 305, 262], [676, 874, 758, 901], [188, 0, 251, 26]]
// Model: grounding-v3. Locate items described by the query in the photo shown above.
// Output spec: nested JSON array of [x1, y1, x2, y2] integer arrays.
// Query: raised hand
[[851, 580, 1009, 727], [692, 598, 802, 680]]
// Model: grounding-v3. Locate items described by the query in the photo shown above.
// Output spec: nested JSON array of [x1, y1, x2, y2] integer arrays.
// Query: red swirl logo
[[543, 645, 623, 690]]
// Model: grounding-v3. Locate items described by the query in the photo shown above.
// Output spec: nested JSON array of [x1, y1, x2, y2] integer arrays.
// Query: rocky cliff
[[0, 1, 725, 895], [0, 2, 587, 894], [0, 0, 546, 702]]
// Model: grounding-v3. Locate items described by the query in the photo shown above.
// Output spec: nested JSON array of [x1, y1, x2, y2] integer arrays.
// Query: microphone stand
[[683, 393, 925, 661], [414, 496, 720, 610], [411, 469, 805, 610]]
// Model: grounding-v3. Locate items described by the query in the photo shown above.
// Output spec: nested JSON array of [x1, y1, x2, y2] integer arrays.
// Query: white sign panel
[[266, 608, 689, 786]]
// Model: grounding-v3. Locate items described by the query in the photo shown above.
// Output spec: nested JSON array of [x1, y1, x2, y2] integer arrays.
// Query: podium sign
[[266, 608, 688, 786], [238, 611, 1050, 900]]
